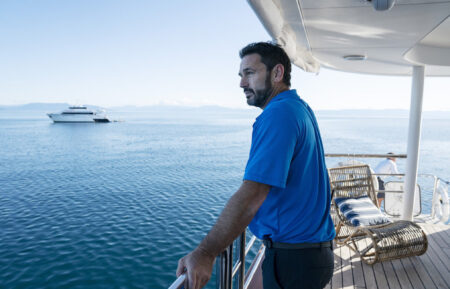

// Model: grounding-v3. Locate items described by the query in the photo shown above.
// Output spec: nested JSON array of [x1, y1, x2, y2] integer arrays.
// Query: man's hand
[[176, 247, 215, 289], [175, 180, 270, 288]]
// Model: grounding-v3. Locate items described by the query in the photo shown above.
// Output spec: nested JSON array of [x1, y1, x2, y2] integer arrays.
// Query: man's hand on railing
[[176, 248, 215, 289]]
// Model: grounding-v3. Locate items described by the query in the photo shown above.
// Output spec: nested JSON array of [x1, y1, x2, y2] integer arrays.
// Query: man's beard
[[247, 73, 273, 108]]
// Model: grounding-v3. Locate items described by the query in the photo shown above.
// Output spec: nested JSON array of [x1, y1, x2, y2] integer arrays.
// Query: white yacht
[[47, 105, 110, 123]]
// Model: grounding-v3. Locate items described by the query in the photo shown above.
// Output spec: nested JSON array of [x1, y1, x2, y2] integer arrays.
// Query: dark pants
[[377, 177, 385, 199], [262, 246, 334, 289]]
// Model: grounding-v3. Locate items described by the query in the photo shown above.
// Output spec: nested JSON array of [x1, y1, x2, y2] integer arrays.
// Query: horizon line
[[1, 102, 450, 112]]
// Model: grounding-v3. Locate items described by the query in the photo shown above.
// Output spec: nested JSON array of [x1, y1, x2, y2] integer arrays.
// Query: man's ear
[[272, 64, 285, 83]]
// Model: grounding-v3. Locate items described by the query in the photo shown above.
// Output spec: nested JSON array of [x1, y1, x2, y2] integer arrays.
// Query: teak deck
[[325, 223, 449, 289]]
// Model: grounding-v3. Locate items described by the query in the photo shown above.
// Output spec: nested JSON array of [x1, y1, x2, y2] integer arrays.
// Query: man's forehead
[[240, 53, 264, 71]]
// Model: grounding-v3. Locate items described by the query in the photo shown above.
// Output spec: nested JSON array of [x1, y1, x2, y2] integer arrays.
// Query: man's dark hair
[[239, 42, 291, 87]]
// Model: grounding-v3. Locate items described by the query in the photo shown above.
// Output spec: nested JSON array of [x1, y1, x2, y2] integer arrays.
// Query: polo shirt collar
[[266, 89, 299, 107]]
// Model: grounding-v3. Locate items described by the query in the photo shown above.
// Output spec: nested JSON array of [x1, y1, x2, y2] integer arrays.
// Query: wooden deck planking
[[340, 244, 355, 289], [400, 258, 426, 289], [381, 261, 402, 289], [391, 259, 414, 289], [371, 262, 388, 289], [327, 223, 450, 289], [420, 225, 450, 287], [415, 248, 448, 288], [423, 224, 450, 268], [331, 243, 343, 289], [351, 256, 366, 289], [361, 256, 378, 289], [408, 255, 439, 289]]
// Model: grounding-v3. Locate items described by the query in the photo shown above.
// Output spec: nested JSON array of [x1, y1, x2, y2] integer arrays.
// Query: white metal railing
[[430, 176, 450, 223], [371, 173, 449, 222], [243, 244, 264, 289], [325, 153, 449, 223], [325, 153, 407, 159], [167, 232, 262, 289], [168, 274, 185, 289]]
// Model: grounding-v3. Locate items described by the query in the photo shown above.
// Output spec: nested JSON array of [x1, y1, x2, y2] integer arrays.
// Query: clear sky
[[0, 0, 449, 110]]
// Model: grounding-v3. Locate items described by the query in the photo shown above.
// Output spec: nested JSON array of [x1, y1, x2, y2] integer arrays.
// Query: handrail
[[325, 153, 407, 158], [168, 274, 185, 289], [243, 245, 265, 289], [168, 232, 261, 289], [245, 236, 257, 256]]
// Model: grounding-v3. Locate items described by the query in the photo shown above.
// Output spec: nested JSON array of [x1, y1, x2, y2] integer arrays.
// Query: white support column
[[402, 66, 425, 221]]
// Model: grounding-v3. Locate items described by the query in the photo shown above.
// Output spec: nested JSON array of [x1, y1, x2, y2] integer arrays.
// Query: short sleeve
[[391, 162, 399, 174], [244, 109, 298, 188]]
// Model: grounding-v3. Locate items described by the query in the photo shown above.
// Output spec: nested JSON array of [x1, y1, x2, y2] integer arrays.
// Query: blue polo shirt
[[244, 90, 335, 243]]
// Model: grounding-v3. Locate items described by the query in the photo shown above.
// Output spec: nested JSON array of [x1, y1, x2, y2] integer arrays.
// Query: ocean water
[[1, 109, 449, 288]]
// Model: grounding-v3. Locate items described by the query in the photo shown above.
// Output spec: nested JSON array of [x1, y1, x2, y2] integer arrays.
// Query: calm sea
[[1, 108, 449, 288]]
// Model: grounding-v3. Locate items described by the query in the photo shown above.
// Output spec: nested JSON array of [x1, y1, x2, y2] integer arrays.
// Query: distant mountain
[[0, 103, 104, 112], [107, 104, 259, 119], [108, 104, 253, 113], [1, 103, 448, 119], [316, 109, 409, 118], [316, 109, 450, 119], [0, 103, 108, 120]]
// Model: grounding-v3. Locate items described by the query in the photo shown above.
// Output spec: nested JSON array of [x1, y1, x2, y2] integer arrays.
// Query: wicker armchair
[[328, 164, 428, 265]]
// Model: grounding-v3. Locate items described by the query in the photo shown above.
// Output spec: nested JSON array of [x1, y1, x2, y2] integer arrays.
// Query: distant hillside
[[108, 104, 253, 113], [1, 103, 449, 119], [316, 109, 450, 119], [104, 105, 260, 120], [316, 109, 409, 118], [0, 103, 107, 119], [0, 103, 104, 112]]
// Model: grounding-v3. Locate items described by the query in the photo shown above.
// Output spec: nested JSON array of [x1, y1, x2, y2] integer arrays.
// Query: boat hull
[[47, 113, 108, 123]]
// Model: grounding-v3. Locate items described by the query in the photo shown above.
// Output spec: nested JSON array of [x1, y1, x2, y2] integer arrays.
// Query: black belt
[[263, 239, 333, 250]]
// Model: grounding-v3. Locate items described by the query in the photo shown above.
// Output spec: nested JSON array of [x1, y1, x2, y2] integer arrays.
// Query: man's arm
[[176, 180, 270, 289]]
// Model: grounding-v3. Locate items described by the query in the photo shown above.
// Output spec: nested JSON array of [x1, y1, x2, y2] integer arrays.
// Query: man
[[374, 153, 399, 206], [176, 42, 335, 289]]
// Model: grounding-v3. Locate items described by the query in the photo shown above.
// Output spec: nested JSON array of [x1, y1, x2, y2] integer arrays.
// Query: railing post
[[227, 244, 233, 289], [238, 232, 246, 289], [216, 256, 221, 289], [218, 244, 233, 289], [431, 176, 439, 218], [218, 250, 226, 289]]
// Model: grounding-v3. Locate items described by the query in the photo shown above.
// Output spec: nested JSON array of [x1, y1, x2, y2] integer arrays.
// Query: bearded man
[[176, 42, 335, 289]]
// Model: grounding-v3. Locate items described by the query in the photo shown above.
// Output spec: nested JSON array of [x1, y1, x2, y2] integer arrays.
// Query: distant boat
[[47, 105, 110, 123]]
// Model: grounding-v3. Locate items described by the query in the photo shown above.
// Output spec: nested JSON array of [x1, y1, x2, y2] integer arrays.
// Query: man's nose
[[240, 77, 248, 88]]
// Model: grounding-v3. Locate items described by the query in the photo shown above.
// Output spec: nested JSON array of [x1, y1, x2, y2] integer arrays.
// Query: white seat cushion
[[334, 196, 391, 226]]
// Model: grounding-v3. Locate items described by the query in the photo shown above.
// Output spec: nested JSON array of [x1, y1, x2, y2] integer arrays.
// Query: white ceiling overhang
[[248, 0, 450, 76]]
